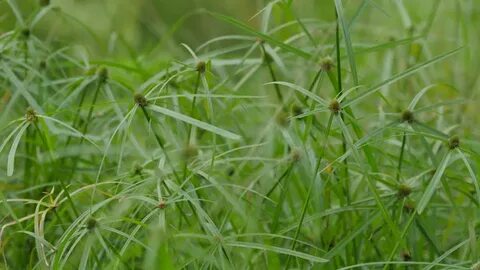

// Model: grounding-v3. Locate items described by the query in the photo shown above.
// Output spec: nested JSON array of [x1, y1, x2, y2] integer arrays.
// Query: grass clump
[[0, 1, 479, 269]]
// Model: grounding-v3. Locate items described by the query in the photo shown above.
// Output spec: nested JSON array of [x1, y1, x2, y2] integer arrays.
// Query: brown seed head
[[25, 107, 37, 123], [132, 163, 143, 176], [275, 110, 289, 127], [401, 110, 414, 123], [397, 184, 412, 198], [401, 251, 412, 261], [291, 104, 303, 117], [403, 201, 415, 213], [329, 100, 341, 114], [448, 136, 460, 150], [21, 28, 30, 39], [196, 61, 206, 73], [39, 0, 50, 7], [320, 57, 334, 72], [134, 93, 148, 107], [158, 200, 167, 209], [97, 67, 108, 83], [289, 148, 302, 163], [182, 144, 198, 160], [87, 218, 97, 231]]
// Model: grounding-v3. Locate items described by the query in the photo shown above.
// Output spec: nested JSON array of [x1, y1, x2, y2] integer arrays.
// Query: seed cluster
[[320, 57, 334, 72], [21, 28, 30, 39], [39, 0, 50, 7], [289, 148, 302, 163], [329, 100, 341, 114], [196, 61, 206, 73], [132, 164, 143, 176], [87, 218, 97, 231], [448, 136, 460, 150], [97, 67, 109, 83], [397, 184, 412, 198], [401, 110, 414, 123], [134, 93, 148, 107], [25, 107, 37, 123]]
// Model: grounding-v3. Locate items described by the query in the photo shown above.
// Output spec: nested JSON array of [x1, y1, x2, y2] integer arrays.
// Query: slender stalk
[[396, 132, 407, 182], [260, 43, 283, 103], [284, 114, 334, 269]]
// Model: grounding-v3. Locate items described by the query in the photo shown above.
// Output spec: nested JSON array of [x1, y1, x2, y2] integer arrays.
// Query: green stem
[[284, 114, 334, 269], [396, 132, 407, 182], [260, 44, 283, 103]]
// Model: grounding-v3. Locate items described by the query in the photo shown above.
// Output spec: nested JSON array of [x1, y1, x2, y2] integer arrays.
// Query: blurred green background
[[0, 0, 478, 111], [1, 0, 337, 57]]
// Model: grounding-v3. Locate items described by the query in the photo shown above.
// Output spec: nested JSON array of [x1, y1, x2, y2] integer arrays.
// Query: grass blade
[[344, 47, 463, 108], [208, 11, 311, 59], [417, 151, 452, 214], [148, 104, 241, 140], [225, 241, 328, 263], [7, 123, 29, 176], [335, 0, 359, 86]]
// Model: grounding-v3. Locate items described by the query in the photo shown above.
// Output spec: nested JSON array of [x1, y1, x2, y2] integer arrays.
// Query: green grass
[[1, 0, 479, 269]]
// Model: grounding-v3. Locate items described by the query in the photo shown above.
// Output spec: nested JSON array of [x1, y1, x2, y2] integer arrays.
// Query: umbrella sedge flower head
[[134, 93, 148, 108], [401, 110, 414, 123], [25, 107, 37, 123], [448, 136, 460, 150], [196, 61, 206, 73], [320, 57, 334, 72], [97, 67, 108, 83], [329, 99, 341, 114]]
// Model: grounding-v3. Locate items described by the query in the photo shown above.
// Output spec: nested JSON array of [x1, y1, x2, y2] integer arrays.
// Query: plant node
[[226, 167, 235, 176], [289, 148, 302, 163], [25, 107, 37, 123], [448, 136, 460, 150], [397, 184, 412, 198], [275, 110, 289, 127], [157, 200, 167, 209], [196, 61, 206, 73], [182, 144, 198, 160], [87, 218, 97, 231], [97, 67, 108, 83], [401, 251, 412, 261], [39, 0, 50, 7], [291, 104, 303, 117], [329, 99, 341, 114], [401, 110, 414, 123], [134, 93, 148, 107], [132, 163, 143, 176], [39, 60, 47, 70], [21, 28, 30, 39], [403, 201, 415, 213], [263, 52, 273, 64], [320, 57, 334, 72]]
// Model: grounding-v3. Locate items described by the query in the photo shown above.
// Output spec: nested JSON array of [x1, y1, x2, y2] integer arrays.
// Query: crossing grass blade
[[225, 241, 328, 263], [148, 104, 241, 140], [208, 11, 311, 59], [417, 151, 452, 214], [343, 47, 463, 108]]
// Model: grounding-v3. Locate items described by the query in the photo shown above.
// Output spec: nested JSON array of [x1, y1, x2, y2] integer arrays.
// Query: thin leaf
[[417, 151, 452, 214], [225, 241, 328, 263], [7, 123, 29, 176], [456, 149, 480, 205], [335, 0, 359, 86], [148, 104, 241, 140], [208, 11, 311, 59], [265, 81, 327, 105], [344, 47, 463, 108]]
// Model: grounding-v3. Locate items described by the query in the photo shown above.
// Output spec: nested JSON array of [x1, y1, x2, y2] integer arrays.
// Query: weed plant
[[0, 0, 479, 269]]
